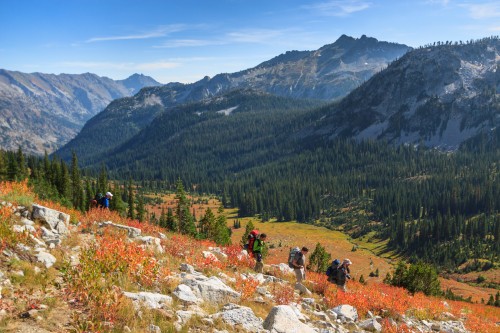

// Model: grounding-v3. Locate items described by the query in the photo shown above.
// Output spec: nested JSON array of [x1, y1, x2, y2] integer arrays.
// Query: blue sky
[[1, 0, 499, 83]]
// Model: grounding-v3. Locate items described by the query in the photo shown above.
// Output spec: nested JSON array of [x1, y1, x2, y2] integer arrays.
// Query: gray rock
[[179, 263, 196, 274], [31, 203, 70, 235], [35, 251, 57, 268], [182, 275, 240, 305], [123, 291, 172, 309], [20, 218, 34, 226], [99, 221, 141, 238], [213, 303, 264, 333], [148, 324, 161, 333], [173, 284, 201, 304], [359, 318, 382, 332], [176, 310, 198, 325], [331, 304, 358, 322], [12, 224, 36, 233], [136, 236, 164, 253], [294, 282, 312, 296], [263, 305, 316, 333]]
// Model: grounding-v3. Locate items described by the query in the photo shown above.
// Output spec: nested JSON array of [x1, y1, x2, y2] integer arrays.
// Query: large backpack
[[245, 229, 259, 252], [91, 193, 104, 208], [288, 247, 301, 268], [326, 259, 341, 282]]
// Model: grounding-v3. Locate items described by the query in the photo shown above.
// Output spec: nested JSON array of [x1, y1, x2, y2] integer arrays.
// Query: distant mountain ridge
[[56, 35, 410, 161], [301, 37, 500, 150], [0, 70, 161, 155]]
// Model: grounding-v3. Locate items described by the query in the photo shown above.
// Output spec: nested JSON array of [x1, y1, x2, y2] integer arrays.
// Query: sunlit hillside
[[1, 181, 498, 332]]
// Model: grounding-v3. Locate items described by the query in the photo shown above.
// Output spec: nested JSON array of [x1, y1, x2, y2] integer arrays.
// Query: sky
[[1, 0, 499, 84]]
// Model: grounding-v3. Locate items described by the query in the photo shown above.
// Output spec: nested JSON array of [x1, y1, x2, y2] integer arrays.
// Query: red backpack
[[246, 229, 259, 254]]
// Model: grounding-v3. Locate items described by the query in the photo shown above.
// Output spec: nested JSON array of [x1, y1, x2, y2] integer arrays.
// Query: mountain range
[[0, 71, 161, 154], [55, 35, 410, 162]]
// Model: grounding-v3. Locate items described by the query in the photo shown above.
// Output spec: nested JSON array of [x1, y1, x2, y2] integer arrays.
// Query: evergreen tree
[[241, 220, 255, 247], [0, 151, 7, 180], [97, 164, 108, 194], [213, 205, 231, 245], [308, 242, 331, 273], [175, 179, 197, 236], [166, 207, 176, 232], [70, 152, 83, 210], [16, 147, 28, 180], [136, 193, 145, 222], [127, 179, 135, 219], [199, 207, 216, 239]]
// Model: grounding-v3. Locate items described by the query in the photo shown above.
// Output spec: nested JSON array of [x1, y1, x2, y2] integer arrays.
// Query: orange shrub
[[235, 275, 259, 301], [271, 282, 295, 305]]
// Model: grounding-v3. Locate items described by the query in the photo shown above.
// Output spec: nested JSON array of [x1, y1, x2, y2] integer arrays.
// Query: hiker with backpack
[[252, 233, 267, 273], [335, 259, 352, 291], [326, 259, 341, 283], [290, 246, 309, 283], [91, 192, 113, 209], [245, 229, 259, 257]]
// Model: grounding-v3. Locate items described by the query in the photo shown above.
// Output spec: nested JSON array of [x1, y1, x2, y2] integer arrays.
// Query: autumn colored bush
[[271, 282, 295, 305], [0, 180, 35, 207], [234, 275, 259, 301], [0, 206, 28, 252], [304, 271, 329, 295]]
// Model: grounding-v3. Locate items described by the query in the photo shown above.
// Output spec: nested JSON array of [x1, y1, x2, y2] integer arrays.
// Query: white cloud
[[459, 2, 500, 19], [85, 24, 186, 43], [303, 0, 372, 17]]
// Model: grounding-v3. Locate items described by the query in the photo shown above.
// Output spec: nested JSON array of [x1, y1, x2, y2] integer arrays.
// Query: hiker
[[326, 259, 341, 283], [245, 229, 259, 257], [253, 233, 266, 273], [291, 246, 309, 283], [100, 191, 113, 209], [335, 258, 352, 291]]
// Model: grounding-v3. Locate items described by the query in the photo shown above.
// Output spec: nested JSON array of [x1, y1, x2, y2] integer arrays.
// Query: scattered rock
[[359, 318, 382, 332], [149, 324, 161, 333], [173, 284, 201, 305], [263, 305, 316, 333], [331, 304, 358, 322], [136, 236, 164, 253], [179, 263, 196, 274], [123, 291, 172, 309], [213, 303, 264, 332], [35, 249, 57, 268], [99, 221, 141, 238]]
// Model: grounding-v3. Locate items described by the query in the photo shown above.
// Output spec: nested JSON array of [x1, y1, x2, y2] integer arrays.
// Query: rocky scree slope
[[301, 37, 500, 150]]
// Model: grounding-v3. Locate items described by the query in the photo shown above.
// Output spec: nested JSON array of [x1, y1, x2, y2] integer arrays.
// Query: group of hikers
[[247, 231, 352, 291]]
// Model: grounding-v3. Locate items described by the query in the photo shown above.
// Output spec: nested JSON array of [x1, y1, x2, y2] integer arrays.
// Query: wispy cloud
[[425, 0, 451, 5], [85, 24, 185, 43], [60, 61, 180, 70], [155, 28, 291, 48], [459, 2, 500, 19], [154, 39, 225, 48], [303, 0, 372, 17], [227, 29, 285, 43]]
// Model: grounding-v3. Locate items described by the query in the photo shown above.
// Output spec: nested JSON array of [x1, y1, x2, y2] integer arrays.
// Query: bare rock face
[[181, 275, 241, 305]]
